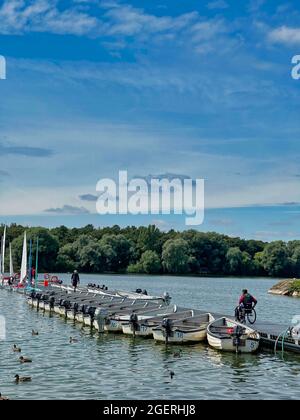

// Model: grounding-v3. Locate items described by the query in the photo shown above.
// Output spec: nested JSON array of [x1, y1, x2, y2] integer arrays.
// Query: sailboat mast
[[28, 239, 33, 285], [35, 237, 39, 289], [9, 243, 14, 278], [2, 225, 6, 275]]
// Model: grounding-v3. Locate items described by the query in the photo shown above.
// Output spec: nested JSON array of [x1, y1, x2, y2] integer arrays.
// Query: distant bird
[[0, 393, 9, 400], [19, 356, 32, 364], [14, 375, 32, 383], [12, 345, 21, 353], [32, 330, 39, 336], [69, 337, 78, 344], [169, 370, 175, 380]]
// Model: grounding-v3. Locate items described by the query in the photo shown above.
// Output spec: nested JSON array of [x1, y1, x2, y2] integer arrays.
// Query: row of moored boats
[[25, 285, 261, 353]]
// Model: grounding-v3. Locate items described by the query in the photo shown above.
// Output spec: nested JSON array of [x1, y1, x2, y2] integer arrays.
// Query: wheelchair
[[235, 304, 257, 325]]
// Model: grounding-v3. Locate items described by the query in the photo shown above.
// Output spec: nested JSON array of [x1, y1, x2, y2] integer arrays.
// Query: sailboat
[[0, 226, 7, 285], [9, 243, 14, 278], [19, 232, 27, 286]]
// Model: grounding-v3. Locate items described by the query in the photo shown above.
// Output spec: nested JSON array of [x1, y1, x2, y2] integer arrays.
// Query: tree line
[[1, 224, 299, 278]]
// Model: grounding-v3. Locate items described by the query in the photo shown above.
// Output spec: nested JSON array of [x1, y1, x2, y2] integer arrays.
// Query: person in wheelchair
[[235, 289, 257, 322]]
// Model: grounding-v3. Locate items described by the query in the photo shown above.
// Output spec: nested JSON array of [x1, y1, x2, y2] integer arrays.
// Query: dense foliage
[[1, 224, 299, 278]]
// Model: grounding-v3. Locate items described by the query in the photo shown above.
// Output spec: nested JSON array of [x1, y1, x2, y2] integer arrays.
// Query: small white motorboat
[[122, 308, 201, 337], [152, 313, 215, 344], [207, 317, 260, 353]]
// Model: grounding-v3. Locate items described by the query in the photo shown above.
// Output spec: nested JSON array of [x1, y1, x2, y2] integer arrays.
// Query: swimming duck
[[32, 330, 39, 336], [19, 356, 32, 364], [12, 345, 21, 353], [14, 375, 32, 383], [69, 337, 78, 344], [0, 393, 9, 400], [173, 350, 182, 358]]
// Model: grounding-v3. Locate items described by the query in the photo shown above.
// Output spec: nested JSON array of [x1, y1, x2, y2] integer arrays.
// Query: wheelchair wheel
[[246, 308, 257, 325]]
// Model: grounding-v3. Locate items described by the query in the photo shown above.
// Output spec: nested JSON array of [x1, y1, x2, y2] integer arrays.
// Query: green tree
[[162, 239, 190, 274], [226, 247, 243, 274], [12, 228, 59, 272], [140, 250, 162, 274], [99, 234, 134, 272], [261, 241, 290, 277]]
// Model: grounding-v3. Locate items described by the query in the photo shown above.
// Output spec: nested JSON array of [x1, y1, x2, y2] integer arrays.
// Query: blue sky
[[0, 0, 300, 241]]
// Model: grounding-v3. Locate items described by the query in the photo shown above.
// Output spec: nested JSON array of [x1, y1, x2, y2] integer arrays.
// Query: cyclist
[[235, 289, 257, 322]]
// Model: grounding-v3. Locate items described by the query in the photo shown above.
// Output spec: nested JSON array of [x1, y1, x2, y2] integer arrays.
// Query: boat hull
[[122, 323, 154, 337], [153, 328, 207, 344], [207, 317, 261, 354], [207, 333, 260, 353]]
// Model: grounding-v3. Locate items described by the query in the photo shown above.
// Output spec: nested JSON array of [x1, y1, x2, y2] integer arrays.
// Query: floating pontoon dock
[[1, 285, 299, 354]]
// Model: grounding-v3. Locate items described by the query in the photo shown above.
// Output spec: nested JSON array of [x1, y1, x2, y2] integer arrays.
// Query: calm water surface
[[0, 275, 300, 400]]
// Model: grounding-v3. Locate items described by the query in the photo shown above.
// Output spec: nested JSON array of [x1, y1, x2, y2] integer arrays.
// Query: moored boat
[[122, 308, 199, 337], [207, 317, 260, 353], [152, 313, 215, 344]]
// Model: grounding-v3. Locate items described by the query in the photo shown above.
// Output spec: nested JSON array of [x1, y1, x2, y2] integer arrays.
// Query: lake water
[[0, 275, 300, 400]]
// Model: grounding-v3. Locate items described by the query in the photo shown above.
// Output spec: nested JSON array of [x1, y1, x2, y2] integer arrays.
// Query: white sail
[[0, 236, 2, 283], [0, 237, 2, 274], [2, 226, 6, 275], [20, 232, 27, 284], [9, 243, 14, 277]]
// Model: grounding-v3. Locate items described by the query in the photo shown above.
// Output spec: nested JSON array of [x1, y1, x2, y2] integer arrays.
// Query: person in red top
[[235, 289, 257, 322]]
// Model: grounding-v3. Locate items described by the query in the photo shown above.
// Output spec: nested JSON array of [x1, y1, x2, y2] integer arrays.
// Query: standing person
[[71, 270, 80, 292]]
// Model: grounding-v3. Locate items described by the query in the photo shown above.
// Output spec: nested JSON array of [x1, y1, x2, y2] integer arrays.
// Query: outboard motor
[[49, 296, 55, 312], [96, 309, 109, 333], [136, 288, 142, 294], [142, 290, 148, 296], [231, 325, 245, 353], [129, 313, 139, 336], [36, 293, 42, 311], [64, 300, 71, 315], [163, 292, 171, 305], [162, 318, 173, 343], [87, 307, 96, 324]]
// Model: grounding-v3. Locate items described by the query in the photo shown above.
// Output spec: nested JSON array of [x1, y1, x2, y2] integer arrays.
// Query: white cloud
[[0, 0, 98, 36], [207, 1, 229, 10], [269, 26, 300, 45], [0, 0, 230, 55]]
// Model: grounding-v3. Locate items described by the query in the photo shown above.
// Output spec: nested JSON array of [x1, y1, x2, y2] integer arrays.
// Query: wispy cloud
[[0, 0, 98, 36], [79, 194, 98, 202], [207, 1, 229, 10], [268, 26, 300, 45], [0, 0, 233, 55], [45, 205, 90, 215], [0, 140, 53, 157]]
